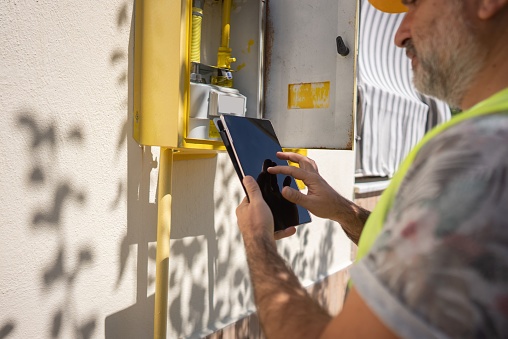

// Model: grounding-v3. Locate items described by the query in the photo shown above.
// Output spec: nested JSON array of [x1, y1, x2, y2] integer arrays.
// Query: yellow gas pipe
[[217, 0, 236, 69], [154, 148, 173, 339]]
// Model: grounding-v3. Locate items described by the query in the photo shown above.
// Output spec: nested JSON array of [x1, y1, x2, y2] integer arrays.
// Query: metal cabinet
[[264, 0, 358, 149], [133, 0, 358, 151]]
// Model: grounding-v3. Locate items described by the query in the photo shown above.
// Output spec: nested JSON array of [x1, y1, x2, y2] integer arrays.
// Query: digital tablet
[[215, 115, 312, 232]]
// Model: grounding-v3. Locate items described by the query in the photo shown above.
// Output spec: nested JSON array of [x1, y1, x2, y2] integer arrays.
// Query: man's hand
[[236, 176, 274, 242], [236, 176, 297, 242], [267, 152, 343, 221], [269, 152, 370, 244], [257, 159, 299, 232]]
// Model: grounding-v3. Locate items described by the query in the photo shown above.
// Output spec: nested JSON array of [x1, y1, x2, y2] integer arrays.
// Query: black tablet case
[[216, 115, 311, 232]]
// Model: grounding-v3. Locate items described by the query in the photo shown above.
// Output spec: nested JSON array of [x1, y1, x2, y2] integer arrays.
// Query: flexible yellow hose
[[191, 7, 203, 63]]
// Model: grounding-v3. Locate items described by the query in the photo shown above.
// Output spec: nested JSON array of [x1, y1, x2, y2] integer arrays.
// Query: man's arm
[[236, 176, 398, 339], [268, 152, 370, 244], [244, 231, 333, 338], [237, 176, 332, 338]]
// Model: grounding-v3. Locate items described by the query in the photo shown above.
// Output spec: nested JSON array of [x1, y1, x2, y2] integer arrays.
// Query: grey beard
[[413, 44, 484, 109], [409, 7, 486, 109]]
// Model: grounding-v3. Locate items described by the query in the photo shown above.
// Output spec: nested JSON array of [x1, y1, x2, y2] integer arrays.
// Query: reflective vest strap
[[355, 88, 508, 263]]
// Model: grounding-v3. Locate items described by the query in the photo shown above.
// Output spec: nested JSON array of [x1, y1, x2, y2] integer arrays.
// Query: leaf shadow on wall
[[167, 155, 220, 337], [0, 321, 15, 339], [15, 107, 96, 339], [16, 112, 87, 229], [105, 4, 157, 338], [104, 0, 247, 335]]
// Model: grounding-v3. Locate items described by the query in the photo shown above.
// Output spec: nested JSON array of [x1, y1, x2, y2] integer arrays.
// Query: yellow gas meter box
[[133, 0, 358, 152]]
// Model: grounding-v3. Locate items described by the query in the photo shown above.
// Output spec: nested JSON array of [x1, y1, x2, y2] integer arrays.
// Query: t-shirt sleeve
[[350, 115, 508, 339]]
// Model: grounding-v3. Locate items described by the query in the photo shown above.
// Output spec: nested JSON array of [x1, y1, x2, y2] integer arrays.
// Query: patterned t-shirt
[[351, 112, 508, 338]]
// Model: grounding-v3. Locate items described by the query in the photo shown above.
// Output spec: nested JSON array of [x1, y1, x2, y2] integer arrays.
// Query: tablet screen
[[219, 115, 312, 231]]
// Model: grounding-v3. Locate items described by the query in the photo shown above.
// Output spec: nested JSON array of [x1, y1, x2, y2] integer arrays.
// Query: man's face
[[396, 0, 485, 108]]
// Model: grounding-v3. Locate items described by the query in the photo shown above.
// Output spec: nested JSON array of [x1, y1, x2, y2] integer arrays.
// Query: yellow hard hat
[[368, 0, 407, 13]]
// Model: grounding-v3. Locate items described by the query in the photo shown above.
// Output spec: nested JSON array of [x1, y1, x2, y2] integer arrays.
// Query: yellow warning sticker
[[288, 81, 330, 109]]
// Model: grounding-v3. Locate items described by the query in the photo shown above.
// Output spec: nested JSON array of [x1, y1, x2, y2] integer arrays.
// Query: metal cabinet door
[[263, 0, 358, 149]]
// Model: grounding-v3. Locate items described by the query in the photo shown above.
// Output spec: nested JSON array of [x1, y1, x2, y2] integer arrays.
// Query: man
[[236, 0, 508, 338]]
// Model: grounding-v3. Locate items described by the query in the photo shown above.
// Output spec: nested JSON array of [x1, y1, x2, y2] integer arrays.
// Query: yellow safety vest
[[355, 87, 508, 262]]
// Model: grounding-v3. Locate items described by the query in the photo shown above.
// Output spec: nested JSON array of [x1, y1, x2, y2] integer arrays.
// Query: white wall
[[0, 1, 355, 338]]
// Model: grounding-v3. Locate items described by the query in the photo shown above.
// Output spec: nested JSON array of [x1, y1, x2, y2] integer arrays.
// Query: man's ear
[[478, 0, 508, 19]]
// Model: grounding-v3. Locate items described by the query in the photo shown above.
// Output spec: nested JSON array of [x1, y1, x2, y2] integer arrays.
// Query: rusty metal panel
[[263, 0, 358, 149]]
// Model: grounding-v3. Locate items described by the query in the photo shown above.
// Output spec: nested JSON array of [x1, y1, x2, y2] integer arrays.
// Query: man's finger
[[274, 226, 297, 240], [243, 176, 263, 201], [276, 151, 305, 163], [268, 165, 308, 181], [276, 152, 318, 172], [281, 186, 305, 205]]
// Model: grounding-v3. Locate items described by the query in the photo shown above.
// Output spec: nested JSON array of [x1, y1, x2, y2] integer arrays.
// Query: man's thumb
[[243, 176, 262, 201]]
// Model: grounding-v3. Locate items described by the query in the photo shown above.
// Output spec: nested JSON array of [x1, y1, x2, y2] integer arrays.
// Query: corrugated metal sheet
[[356, 0, 451, 177]]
